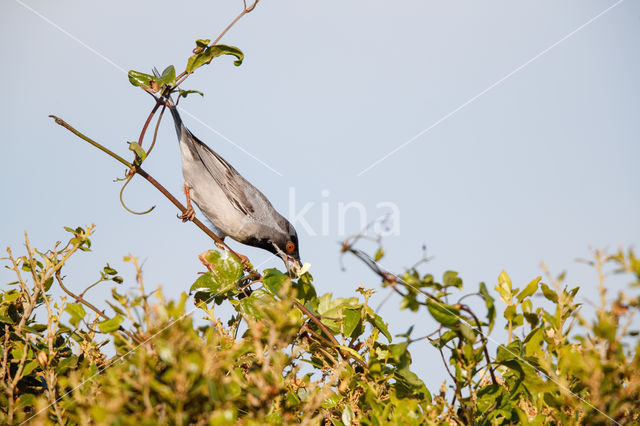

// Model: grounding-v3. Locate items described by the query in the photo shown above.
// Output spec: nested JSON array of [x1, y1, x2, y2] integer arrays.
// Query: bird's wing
[[188, 133, 258, 216]]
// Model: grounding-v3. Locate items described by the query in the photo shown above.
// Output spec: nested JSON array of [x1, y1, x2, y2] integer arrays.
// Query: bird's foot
[[178, 183, 195, 222], [236, 253, 252, 270], [178, 206, 195, 222]]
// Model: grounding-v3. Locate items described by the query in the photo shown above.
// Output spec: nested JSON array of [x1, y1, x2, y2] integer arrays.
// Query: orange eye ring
[[285, 242, 295, 253]]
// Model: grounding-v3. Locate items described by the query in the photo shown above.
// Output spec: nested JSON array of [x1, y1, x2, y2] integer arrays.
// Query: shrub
[[1, 226, 638, 424]]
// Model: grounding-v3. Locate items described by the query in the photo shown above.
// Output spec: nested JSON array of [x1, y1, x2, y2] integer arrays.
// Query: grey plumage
[[165, 97, 300, 262]]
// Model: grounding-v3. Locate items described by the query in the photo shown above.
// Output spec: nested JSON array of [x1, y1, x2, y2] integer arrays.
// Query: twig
[[146, 102, 166, 157], [293, 300, 339, 347], [459, 305, 497, 385], [137, 100, 162, 149]]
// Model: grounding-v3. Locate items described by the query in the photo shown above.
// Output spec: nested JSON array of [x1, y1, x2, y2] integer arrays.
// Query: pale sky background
[[1, 0, 639, 391]]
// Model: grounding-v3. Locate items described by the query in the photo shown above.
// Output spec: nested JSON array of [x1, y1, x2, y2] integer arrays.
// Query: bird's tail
[[151, 68, 184, 140], [164, 95, 185, 141]]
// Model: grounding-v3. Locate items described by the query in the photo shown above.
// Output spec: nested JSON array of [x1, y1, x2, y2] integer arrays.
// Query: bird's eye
[[286, 242, 295, 253]]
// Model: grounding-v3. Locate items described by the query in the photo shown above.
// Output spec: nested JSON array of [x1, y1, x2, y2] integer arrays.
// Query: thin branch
[[137, 101, 162, 148], [293, 300, 339, 347], [459, 305, 497, 385], [146, 103, 166, 157], [174, 0, 261, 88], [213, 0, 260, 46], [49, 115, 132, 169]]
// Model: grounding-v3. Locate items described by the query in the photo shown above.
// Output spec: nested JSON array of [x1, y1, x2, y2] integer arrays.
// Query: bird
[[162, 95, 301, 264]]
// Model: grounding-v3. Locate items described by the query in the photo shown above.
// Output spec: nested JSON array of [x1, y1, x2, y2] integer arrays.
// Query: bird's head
[[270, 220, 300, 264]]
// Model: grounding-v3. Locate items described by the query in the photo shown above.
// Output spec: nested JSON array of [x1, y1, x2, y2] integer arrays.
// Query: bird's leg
[[177, 183, 196, 222]]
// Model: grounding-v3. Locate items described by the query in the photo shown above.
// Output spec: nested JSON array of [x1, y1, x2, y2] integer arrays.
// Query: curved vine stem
[[119, 174, 156, 215]]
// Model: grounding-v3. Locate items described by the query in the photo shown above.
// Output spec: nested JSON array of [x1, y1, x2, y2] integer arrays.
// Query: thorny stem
[[48, 116, 255, 274]]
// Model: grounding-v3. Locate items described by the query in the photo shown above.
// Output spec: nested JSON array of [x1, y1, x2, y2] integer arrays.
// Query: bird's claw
[[178, 183, 195, 222], [178, 206, 195, 222], [236, 253, 251, 269]]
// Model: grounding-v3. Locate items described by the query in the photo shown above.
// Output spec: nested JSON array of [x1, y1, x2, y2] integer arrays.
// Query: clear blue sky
[[1, 0, 639, 390]]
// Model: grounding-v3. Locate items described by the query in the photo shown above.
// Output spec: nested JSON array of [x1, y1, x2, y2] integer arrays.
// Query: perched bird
[[163, 96, 300, 264]]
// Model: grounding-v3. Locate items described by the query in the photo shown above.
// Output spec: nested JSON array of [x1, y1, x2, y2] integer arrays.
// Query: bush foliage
[[1, 225, 639, 424]]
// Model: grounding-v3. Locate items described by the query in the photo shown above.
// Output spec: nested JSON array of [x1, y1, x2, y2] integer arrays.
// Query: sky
[[1, 0, 639, 391]]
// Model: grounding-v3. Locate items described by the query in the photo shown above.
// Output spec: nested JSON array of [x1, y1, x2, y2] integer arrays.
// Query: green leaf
[[3, 290, 20, 302], [504, 304, 517, 321], [456, 322, 476, 343], [442, 270, 463, 289], [191, 250, 243, 296], [128, 142, 147, 165], [368, 314, 392, 342], [179, 89, 205, 98], [157, 65, 176, 87], [128, 70, 155, 89], [111, 288, 128, 305], [342, 307, 361, 337], [235, 289, 277, 321], [374, 247, 384, 262], [426, 299, 460, 328], [185, 44, 244, 74], [321, 392, 341, 409], [22, 360, 38, 376], [337, 345, 363, 363], [495, 270, 513, 304], [479, 282, 496, 332], [65, 303, 86, 327], [540, 282, 558, 303], [394, 366, 431, 401], [524, 327, 545, 357], [103, 264, 118, 275], [105, 301, 126, 317], [98, 315, 124, 333], [341, 405, 355, 426], [262, 269, 291, 296], [517, 277, 540, 302], [496, 339, 522, 363], [432, 330, 457, 349], [317, 294, 361, 334], [476, 384, 506, 413], [195, 38, 211, 48], [292, 275, 317, 304], [524, 312, 539, 328], [55, 355, 78, 375]]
